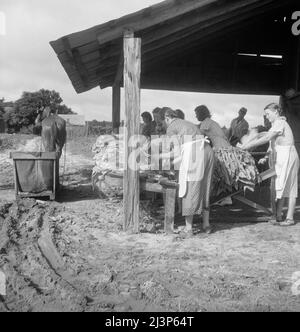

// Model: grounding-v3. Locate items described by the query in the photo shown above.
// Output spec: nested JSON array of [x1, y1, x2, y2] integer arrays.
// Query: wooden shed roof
[[50, 0, 299, 94]]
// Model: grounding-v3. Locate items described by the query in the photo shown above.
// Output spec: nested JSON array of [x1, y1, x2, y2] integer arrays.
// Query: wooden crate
[[10, 152, 59, 201]]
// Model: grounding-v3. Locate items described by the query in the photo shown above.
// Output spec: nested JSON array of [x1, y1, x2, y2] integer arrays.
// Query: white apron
[[274, 145, 299, 199], [179, 139, 205, 198]]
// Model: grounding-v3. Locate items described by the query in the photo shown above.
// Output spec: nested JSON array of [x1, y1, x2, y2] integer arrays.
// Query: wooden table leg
[[164, 187, 177, 234]]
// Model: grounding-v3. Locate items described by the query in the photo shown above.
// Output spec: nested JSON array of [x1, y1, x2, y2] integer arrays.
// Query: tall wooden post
[[112, 85, 121, 133], [123, 31, 141, 233]]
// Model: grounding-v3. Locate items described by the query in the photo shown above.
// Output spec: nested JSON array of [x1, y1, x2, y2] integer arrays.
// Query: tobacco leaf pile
[[91, 135, 259, 199], [212, 147, 259, 197]]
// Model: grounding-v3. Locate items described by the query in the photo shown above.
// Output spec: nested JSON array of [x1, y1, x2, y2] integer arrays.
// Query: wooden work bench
[[104, 165, 276, 234], [104, 172, 178, 233]]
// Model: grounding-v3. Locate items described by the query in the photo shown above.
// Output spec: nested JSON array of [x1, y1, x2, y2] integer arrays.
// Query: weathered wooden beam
[[123, 31, 141, 233], [114, 54, 124, 86], [112, 85, 121, 133], [111, 47, 123, 134]]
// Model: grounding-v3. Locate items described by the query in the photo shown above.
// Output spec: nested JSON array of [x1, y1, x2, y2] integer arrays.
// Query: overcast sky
[[0, 0, 279, 127]]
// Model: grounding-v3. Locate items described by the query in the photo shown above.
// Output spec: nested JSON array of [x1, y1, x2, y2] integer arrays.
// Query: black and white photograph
[[0, 0, 300, 314]]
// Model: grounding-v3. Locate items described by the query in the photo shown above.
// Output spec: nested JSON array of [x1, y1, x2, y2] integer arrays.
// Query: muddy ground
[[0, 134, 300, 312]]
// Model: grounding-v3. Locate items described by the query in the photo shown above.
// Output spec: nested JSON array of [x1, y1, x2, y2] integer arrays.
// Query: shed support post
[[112, 85, 121, 133], [123, 31, 141, 233]]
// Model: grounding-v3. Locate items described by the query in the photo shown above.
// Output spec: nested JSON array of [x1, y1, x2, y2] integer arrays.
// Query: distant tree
[[0, 98, 4, 117], [57, 104, 76, 115], [5, 89, 75, 133], [90, 119, 101, 126]]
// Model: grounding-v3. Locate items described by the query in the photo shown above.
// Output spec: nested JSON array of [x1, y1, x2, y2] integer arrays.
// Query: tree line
[[0, 89, 75, 134]]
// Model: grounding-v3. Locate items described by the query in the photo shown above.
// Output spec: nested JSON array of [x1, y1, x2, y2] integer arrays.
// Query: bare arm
[[241, 131, 279, 150]]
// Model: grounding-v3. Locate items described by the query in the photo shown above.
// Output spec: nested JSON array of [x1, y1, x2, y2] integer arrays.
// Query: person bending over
[[161, 109, 215, 235]]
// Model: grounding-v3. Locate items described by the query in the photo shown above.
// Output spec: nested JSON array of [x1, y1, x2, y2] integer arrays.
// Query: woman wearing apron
[[241, 103, 300, 226]]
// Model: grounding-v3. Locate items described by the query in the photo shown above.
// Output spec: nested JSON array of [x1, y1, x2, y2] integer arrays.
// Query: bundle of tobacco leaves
[[212, 147, 259, 197]]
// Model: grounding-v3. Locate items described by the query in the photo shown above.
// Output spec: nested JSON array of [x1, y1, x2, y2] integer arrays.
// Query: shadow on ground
[[56, 184, 99, 203]]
